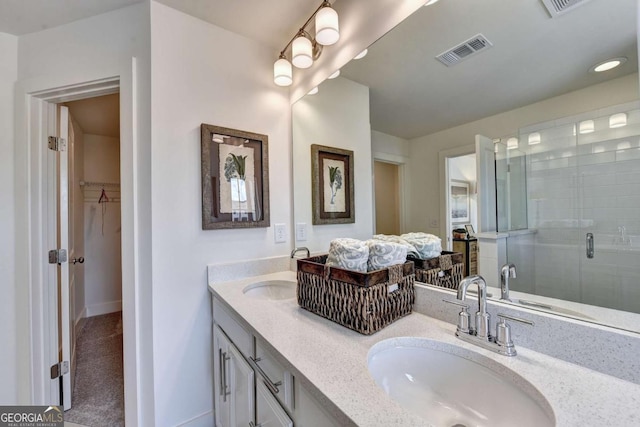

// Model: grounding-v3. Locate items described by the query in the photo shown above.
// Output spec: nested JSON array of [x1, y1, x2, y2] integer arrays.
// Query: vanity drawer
[[253, 340, 294, 412], [212, 296, 253, 358]]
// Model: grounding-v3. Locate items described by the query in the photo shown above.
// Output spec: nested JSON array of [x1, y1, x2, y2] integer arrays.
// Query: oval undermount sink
[[368, 338, 555, 427], [242, 280, 297, 300]]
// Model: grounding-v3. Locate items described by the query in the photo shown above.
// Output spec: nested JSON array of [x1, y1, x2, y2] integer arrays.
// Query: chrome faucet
[[290, 247, 310, 259], [443, 274, 534, 356], [500, 263, 517, 302], [457, 275, 491, 339]]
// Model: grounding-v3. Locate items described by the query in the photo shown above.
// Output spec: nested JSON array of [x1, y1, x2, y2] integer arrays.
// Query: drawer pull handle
[[249, 356, 282, 395]]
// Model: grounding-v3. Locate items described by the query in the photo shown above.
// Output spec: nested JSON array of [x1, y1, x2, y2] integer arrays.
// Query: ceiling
[[64, 94, 120, 137], [341, 0, 638, 139], [2, 1, 636, 141]]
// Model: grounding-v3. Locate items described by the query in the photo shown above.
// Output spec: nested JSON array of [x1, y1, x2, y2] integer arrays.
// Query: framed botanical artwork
[[450, 179, 470, 224], [200, 124, 270, 229], [311, 144, 354, 225]]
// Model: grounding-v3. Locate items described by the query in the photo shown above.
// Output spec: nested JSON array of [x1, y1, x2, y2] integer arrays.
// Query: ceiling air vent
[[540, 0, 594, 18], [436, 34, 493, 67]]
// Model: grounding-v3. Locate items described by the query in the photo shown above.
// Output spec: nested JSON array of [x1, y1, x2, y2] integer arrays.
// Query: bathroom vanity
[[208, 262, 640, 426]]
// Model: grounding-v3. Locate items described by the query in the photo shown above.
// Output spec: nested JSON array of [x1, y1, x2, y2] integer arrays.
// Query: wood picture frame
[[311, 144, 354, 225], [450, 179, 470, 224], [201, 123, 270, 229]]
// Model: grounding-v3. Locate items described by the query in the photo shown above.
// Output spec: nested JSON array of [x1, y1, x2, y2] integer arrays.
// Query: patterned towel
[[326, 238, 369, 273], [400, 232, 442, 260], [372, 234, 420, 258], [366, 240, 408, 272]]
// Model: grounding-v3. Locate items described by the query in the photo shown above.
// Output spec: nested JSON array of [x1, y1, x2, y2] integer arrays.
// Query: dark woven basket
[[409, 251, 464, 290], [296, 255, 415, 335]]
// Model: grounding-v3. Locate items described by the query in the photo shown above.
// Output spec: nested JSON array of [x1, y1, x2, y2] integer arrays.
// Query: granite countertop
[[208, 270, 640, 427]]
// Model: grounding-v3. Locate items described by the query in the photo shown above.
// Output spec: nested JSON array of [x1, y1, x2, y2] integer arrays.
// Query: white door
[[475, 135, 497, 233], [57, 105, 73, 410]]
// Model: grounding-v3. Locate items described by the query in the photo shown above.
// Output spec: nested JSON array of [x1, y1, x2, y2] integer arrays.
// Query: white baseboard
[[85, 300, 122, 317], [177, 410, 214, 427]]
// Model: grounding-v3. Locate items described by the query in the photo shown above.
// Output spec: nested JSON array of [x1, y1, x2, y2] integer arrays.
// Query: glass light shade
[[328, 69, 340, 79], [292, 35, 313, 68], [528, 132, 541, 145], [579, 120, 595, 134], [354, 49, 368, 60], [315, 6, 339, 46], [273, 57, 292, 86], [307, 86, 318, 95], [507, 137, 518, 150], [609, 113, 627, 128]]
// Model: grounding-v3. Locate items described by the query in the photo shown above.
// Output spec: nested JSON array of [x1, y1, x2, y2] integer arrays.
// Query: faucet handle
[[495, 313, 534, 356], [443, 299, 471, 334]]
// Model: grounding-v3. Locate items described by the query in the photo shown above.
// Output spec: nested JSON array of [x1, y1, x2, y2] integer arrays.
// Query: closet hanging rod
[[80, 181, 120, 188]]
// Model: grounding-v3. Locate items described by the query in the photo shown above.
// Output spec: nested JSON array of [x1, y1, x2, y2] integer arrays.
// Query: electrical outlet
[[295, 223, 307, 241], [274, 223, 287, 243]]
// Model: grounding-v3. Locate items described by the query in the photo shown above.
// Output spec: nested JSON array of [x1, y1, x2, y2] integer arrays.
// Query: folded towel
[[400, 232, 442, 260], [366, 240, 407, 271], [372, 234, 420, 258], [326, 238, 369, 273]]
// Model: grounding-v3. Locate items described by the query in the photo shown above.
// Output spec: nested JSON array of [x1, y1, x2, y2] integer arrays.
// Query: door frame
[[438, 144, 476, 250], [14, 60, 142, 424]]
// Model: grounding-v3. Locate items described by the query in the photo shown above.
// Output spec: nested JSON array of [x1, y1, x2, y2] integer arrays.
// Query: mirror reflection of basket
[[408, 251, 464, 290]]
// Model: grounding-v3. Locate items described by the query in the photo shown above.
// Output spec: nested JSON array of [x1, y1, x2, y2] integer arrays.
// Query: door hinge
[[48, 249, 68, 265], [48, 136, 67, 151], [50, 361, 69, 379]]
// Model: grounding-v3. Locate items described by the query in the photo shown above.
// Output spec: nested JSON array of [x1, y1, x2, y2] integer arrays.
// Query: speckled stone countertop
[[208, 270, 640, 427]]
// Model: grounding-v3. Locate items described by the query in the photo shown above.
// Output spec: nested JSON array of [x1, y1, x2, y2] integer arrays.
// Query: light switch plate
[[295, 223, 307, 241], [274, 223, 287, 243]]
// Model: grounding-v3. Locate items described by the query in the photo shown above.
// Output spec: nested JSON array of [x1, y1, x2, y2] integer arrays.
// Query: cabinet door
[[229, 344, 255, 427], [256, 380, 293, 427], [213, 325, 231, 427]]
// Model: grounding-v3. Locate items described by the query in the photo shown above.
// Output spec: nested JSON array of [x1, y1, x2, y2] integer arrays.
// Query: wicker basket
[[409, 251, 464, 290], [296, 255, 415, 335]]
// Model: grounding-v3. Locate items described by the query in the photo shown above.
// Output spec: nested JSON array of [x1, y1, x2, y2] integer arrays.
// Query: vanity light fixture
[[328, 69, 341, 79], [528, 132, 541, 145], [272, 1, 340, 86], [609, 113, 627, 128], [307, 86, 319, 95], [354, 49, 368, 60], [590, 57, 627, 73], [507, 137, 519, 150], [579, 120, 595, 134]]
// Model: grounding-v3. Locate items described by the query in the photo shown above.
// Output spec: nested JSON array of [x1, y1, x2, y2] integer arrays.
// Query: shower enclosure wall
[[502, 102, 640, 315]]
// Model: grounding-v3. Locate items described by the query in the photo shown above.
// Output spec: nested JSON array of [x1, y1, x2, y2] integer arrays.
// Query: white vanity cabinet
[[212, 295, 342, 427], [213, 324, 255, 427]]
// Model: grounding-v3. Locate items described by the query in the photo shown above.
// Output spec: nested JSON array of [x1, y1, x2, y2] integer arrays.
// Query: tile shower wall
[[508, 103, 640, 314]]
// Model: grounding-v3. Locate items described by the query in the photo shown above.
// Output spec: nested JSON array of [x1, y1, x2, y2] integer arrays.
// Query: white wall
[[83, 135, 122, 316], [150, 3, 292, 424], [13, 3, 154, 422], [0, 31, 18, 405], [292, 76, 374, 252], [372, 130, 409, 159], [408, 73, 640, 240]]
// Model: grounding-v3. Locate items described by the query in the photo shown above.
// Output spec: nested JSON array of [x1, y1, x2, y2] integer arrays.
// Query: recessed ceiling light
[[328, 69, 340, 79], [590, 57, 627, 73], [307, 86, 319, 95], [354, 49, 368, 60], [424, 0, 440, 5]]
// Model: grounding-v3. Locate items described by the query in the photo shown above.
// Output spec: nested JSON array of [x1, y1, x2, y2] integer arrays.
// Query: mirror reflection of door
[[374, 161, 400, 235]]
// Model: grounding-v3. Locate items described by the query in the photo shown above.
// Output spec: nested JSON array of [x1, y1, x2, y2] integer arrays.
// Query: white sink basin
[[368, 338, 555, 427], [242, 280, 297, 300]]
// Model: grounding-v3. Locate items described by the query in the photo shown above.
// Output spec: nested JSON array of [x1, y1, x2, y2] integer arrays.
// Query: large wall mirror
[[292, 0, 639, 333]]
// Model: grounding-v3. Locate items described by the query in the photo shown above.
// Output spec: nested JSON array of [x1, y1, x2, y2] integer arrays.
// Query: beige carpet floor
[[65, 312, 124, 426]]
